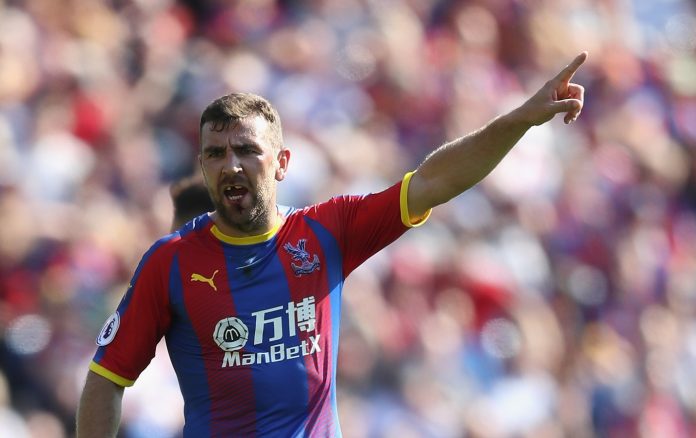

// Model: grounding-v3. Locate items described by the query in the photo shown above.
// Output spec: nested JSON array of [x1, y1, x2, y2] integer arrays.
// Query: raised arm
[[76, 371, 125, 438], [407, 52, 587, 220]]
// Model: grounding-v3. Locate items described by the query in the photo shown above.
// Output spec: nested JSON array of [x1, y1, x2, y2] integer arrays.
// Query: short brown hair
[[199, 93, 283, 149], [170, 176, 214, 231]]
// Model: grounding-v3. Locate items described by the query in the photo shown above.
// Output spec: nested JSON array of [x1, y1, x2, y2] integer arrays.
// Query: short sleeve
[[307, 173, 431, 277], [90, 238, 175, 386]]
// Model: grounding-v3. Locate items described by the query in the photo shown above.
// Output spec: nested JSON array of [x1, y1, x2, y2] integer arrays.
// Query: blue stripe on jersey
[[305, 216, 344, 436], [94, 234, 177, 364], [223, 241, 310, 437], [166, 253, 211, 437], [178, 216, 202, 237]]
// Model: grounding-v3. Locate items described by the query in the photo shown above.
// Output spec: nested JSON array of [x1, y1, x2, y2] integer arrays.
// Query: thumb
[[549, 98, 582, 115]]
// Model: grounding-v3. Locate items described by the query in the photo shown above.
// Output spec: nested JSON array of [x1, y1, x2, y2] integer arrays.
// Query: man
[[77, 52, 587, 437], [169, 176, 215, 231]]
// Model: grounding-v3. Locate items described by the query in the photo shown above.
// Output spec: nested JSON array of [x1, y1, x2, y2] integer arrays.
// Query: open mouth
[[223, 185, 248, 203]]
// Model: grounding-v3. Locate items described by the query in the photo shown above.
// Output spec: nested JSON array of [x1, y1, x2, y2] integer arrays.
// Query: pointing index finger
[[554, 51, 588, 84]]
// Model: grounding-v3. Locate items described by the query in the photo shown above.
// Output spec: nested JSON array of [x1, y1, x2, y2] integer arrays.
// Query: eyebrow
[[202, 142, 261, 152], [233, 142, 260, 150], [202, 144, 225, 153]]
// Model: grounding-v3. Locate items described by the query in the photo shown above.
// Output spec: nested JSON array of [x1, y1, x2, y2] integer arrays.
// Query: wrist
[[500, 106, 535, 131]]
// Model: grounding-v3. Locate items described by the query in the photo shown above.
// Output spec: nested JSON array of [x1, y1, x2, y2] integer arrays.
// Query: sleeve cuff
[[400, 171, 432, 228], [89, 361, 135, 387]]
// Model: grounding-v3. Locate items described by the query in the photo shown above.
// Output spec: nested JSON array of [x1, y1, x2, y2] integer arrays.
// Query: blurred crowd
[[1, 0, 696, 437]]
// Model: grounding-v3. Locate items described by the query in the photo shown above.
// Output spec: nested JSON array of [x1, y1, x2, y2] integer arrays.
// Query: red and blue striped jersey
[[90, 174, 429, 437]]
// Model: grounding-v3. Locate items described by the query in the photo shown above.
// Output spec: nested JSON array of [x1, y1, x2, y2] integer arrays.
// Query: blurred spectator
[[0, 0, 695, 436], [169, 175, 214, 231]]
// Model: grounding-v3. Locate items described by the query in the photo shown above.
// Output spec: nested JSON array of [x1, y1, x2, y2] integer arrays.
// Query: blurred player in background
[[169, 176, 215, 232], [76, 52, 588, 437]]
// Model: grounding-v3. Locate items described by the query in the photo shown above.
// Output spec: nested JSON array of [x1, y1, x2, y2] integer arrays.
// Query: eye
[[238, 145, 258, 155], [206, 148, 224, 158]]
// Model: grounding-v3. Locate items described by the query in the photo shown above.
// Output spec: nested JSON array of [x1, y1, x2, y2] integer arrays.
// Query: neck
[[210, 209, 280, 239]]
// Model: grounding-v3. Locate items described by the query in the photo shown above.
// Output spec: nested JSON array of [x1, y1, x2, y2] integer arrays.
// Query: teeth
[[223, 185, 244, 201]]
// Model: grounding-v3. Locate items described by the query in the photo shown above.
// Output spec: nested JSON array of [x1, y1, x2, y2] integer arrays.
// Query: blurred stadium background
[[1, 0, 696, 437]]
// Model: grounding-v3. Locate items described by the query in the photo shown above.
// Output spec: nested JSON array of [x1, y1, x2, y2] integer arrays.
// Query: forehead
[[201, 115, 272, 147]]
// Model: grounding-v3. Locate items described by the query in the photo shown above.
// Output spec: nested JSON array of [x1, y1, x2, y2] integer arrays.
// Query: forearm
[[76, 371, 125, 438], [410, 108, 531, 215], [405, 52, 587, 219]]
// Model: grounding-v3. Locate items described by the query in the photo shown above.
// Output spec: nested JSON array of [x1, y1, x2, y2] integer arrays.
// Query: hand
[[518, 51, 587, 126]]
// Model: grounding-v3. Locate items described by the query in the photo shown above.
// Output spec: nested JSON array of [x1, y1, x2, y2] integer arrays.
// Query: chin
[[218, 206, 267, 234]]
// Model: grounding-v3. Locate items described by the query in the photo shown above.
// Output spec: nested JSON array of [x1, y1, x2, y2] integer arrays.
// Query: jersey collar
[[209, 213, 283, 245]]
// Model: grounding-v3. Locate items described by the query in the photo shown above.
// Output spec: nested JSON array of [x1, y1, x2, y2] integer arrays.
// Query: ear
[[275, 148, 290, 181]]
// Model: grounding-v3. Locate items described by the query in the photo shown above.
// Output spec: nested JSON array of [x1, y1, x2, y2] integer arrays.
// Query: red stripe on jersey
[[95, 236, 179, 383], [301, 182, 407, 279], [175, 239, 258, 435]]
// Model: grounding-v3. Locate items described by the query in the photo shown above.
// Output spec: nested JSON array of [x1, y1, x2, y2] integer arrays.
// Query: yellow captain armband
[[400, 171, 432, 228], [89, 361, 135, 387]]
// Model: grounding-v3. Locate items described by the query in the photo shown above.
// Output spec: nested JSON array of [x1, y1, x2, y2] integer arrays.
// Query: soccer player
[[170, 176, 215, 232], [76, 52, 587, 437]]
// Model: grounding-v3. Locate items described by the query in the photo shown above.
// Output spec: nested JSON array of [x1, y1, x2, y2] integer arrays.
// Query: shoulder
[[139, 233, 182, 268], [152, 213, 212, 257], [278, 181, 403, 230], [286, 195, 359, 217], [142, 214, 211, 262], [300, 182, 402, 217]]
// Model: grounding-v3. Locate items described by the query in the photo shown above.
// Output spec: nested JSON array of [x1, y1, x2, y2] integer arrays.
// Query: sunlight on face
[[200, 116, 285, 236]]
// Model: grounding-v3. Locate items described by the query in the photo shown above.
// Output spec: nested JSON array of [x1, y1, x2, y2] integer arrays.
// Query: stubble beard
[[211, 185, 274, 235]]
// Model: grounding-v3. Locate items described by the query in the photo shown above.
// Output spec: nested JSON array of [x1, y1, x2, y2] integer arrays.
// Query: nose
[[223, 149, 243, 174]]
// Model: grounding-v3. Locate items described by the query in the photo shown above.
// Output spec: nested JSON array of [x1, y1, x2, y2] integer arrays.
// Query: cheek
[[202, 160, 221, 177], [255, 159, 275, 178], [201, 166, 211, 183], [201, 165, 221, 192]]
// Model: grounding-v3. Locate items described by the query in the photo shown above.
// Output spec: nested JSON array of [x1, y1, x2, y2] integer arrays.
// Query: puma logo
[[190, 270, 219, 291]]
